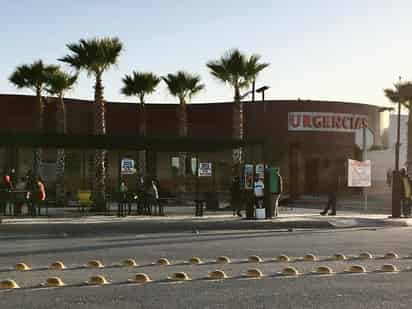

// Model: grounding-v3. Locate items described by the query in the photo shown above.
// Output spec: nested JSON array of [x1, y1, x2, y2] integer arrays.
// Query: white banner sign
[[198, 162, 212, 177], [121, 158, 136, 175], [348, 159, 371, 187], [289, 112, 368, 132]]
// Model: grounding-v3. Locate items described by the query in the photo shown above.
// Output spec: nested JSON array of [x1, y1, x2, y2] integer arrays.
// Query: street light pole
[[392, 76, 402, 218]]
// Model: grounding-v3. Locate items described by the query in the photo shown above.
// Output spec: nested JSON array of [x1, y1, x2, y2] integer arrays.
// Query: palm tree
[[45, 68, 77, 204], [121, 71, 160, 177], [59, 37, 123, 204], [384, 81, 412, 176], [207, 49, 269, 172], [9, 60, 59, 176], [162, 71, 204, 176]]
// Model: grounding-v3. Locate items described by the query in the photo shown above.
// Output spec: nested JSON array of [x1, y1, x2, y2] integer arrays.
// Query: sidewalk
[[1, 207, 411, 231]]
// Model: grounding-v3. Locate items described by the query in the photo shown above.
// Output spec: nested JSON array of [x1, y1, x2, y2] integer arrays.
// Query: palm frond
[[45, 67, 78, 96], [59, 37, 123, 76], [9, 60, 59, 93], [162, 71, 204, 103], [121, 71, 160, 103]]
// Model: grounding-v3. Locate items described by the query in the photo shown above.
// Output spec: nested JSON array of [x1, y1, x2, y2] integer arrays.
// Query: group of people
[[230, 169, 283, 218], [117, 176, 162, 217], [0, 170, 46, 216]]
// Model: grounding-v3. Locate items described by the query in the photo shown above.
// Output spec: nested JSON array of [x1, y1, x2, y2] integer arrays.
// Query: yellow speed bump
[[49, 261, 66, 270], [208, 270, 228, 280], [359, 252, 373, 260], [303, 254, 318, 262], [282, 266, 301, 276], [122, 258, 138, 267], [332, 253, 347, 261], [46, 277, 65, 287], [169, 272, 191, 281], [380, 264, 399, 273], [157, 258, 171, 266], [87, 260, 104, 268], [277, 255, 290, 262], [15, 263, 31, 271], [383, 252, 399, 260], [244, 268, 264, 278], [1, 279, 20, 289], [130, 273, 152, 284], [216, 256, 231, 264], [88, 275, 110, 285], [188, 257, 203, 265], [315, 266, 335, 275], [248, 255, 263, 263], [345, 265, 367, 273]]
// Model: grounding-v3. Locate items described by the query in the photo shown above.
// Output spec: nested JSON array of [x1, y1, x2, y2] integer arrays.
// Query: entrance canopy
[[0, 132, 264, 153]]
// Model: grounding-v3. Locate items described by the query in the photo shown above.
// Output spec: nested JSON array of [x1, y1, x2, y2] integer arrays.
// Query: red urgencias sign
[[288, 112, 368, 132]]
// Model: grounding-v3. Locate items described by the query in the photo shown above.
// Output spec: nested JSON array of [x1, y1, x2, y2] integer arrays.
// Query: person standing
[[151, 179, 162, 216], [119, 180, 128, 217], [231, 176, 242, 217], [320, 170, 338, 216], [253, 176, 264, 209], [0, 172, 12, 215], [25, 171, 37, 216], [400, 168, 411, 217], [33, 177, 46, 216]]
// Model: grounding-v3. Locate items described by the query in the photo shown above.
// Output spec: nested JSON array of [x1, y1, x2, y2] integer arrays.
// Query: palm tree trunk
[[178, 102, 187, 177], [232, 86, 243, 174], [138, 102, 146, 176], [33, 89, 43, 176], [55, 94, 66, 204], [93, 73, 106, 204], [407, 108, 412, 178]]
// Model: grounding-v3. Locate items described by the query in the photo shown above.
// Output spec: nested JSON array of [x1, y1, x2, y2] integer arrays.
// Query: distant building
[[0, 94, 384, 198]]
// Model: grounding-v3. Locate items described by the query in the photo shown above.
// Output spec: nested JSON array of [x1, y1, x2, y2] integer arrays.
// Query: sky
[[1, 0, 412, 106]]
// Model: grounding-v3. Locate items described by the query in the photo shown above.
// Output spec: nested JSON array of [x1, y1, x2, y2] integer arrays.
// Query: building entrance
[[305, 158, 320, 195]]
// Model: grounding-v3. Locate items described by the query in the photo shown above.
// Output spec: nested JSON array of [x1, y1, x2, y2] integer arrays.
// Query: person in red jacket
[[32, 177, 46, 216], [0, 173, 12, 215]]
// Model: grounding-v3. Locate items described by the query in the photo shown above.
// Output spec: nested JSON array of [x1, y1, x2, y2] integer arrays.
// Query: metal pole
[[362, 126, 368, 211], [252, 80, 255, 103], [392, 76, 402, 218]]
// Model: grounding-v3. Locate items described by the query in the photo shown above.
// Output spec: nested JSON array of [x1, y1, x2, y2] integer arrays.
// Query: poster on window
[[255, 164, 265, 179], [348, 159, 371, 187], [243, 164, 254, 190], [121, 158, 136, 175], [171, 157, 180, 168], [198, 162, 212, 177]]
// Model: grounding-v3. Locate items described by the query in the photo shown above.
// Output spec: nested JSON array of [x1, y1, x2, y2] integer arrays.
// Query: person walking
[[25, 171, 37, 216], [320, 171, 338, 216], [151, 179, 162, 216], [400, 168, 411, 217], [273, 168, 283, 217], [231, 176, 242, 217]]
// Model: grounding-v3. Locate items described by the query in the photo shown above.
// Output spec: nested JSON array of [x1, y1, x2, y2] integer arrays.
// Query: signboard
[[191, 158, 198, 175], [121, 158, 136, 175], [171, 157, 180, 168], [243, 164, 254, 190], [198, 162, 212, 177], [288, 112, 368, 132], [348, 159, 371, 187], [255, 164, 265, 179]]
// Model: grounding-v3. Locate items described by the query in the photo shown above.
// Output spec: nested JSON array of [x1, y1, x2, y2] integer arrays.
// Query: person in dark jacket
[[231, 176, 242, 217], [320, 170, 339, 216]]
